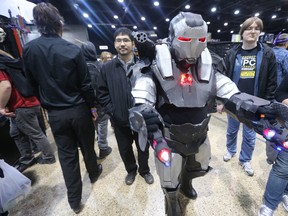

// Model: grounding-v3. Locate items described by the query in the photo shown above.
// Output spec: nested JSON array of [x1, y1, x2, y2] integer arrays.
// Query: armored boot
[[180, 166, 212, 199], [179, 175, 197, 199]]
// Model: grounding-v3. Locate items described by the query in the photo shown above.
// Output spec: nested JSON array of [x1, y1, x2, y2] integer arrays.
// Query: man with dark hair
[[23, 3, 102, 214], [97, 27, 154, 185]]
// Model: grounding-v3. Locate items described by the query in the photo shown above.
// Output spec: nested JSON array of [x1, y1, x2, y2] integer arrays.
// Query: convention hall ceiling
[[28, 0, 288, 50]]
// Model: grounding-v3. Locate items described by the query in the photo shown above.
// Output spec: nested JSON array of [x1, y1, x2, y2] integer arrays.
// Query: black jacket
[[23, 35, 96, 109], [222, 42, 277, 100], [81, 42, 102, 97], [97, 57, 134, 126]]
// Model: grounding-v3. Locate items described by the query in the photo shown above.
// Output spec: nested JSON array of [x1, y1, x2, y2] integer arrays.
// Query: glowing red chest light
[[180, 73, 193, 86]]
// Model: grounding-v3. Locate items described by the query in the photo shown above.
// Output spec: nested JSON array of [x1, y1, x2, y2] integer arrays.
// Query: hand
[[216, 104, 224, 114], [258, 102, 288, 129], [91, 108, 98, 121], [141, 111, 161, 139], [0, 108, 15, 118], [91, 111, 98, 121]]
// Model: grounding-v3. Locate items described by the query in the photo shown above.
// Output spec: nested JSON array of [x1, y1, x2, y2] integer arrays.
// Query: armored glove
[[257, 102, 288, 128], [141, 111, 162, 140]]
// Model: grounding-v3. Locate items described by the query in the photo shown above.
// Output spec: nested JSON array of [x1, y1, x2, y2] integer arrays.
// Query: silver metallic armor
[[129, 12, 239, 216], [129, 11, 288, 216]]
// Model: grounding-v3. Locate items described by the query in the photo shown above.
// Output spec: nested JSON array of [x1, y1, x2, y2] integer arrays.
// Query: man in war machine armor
[[128, 12, 288, 216]]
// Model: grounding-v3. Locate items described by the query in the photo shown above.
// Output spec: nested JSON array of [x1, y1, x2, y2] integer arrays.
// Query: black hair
[[113, 27, 133, 41]]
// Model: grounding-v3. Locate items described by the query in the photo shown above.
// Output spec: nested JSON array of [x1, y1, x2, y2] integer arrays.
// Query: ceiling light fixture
[[154, 1, 160, 7], [254, 12, 260, 17], [217, 29, 221, 33], [153, 27, 157, 30], [83, 13, 89, 18], [207, 21, 210, 25], [114, 15, 119, 19], [234, 10, 240, 15], [133, 26, 137, 29], [111, 25, 116, 28], [272, 15, 277, 19], [224, 22, 228, 26], [185, 5, 190, 10], [73, 3, 79, 9], [211, 7, 216, 12], [230, 30, 234, 33], [118, 0, 124, 3], [141, 17, 146, 21], [87, 24, 92, 28], [165, 18, 170, 22]]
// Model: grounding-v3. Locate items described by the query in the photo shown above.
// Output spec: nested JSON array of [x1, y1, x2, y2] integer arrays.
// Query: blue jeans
[[264, 150, 288, 210], [226, 115, 256, 162], [95, 113, 109, 150]]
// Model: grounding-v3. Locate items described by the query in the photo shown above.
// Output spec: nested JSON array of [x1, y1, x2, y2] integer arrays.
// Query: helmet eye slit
[[177, 37, 192, 42]]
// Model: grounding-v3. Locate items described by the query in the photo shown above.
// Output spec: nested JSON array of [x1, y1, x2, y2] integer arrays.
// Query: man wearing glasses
[[217, 17, 277, 176], [97, 27, 154, 185]]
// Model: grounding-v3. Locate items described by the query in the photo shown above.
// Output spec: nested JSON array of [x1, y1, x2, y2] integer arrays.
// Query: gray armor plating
[[165, 116, 211, 156], [153, 48, 216, 108], [155, 134, 211, 189], [169, 12, 208, 64], [215, 72, 239, 99], [155, 152, 182, 188], [132, 75, 156, 106], [155, 44, 173, 79]]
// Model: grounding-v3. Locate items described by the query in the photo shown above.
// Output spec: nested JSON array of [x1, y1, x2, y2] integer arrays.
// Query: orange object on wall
[[12, 28, 22, 57]]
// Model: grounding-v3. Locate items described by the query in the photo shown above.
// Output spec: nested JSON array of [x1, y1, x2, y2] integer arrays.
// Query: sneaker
[[142, 172, 154, 184], [239, 161, 254, 176], [32, 148, 41, 154], [14, 159, 36, 172], [99, 147, 112, 159], [37, 157, 56, 164], [223, 151, 235, 162], [282, 194, 288, 211], [258, 204, 274, 216]]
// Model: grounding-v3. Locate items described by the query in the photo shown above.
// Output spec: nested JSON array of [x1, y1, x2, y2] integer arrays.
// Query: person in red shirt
[[0, 53, 55, 172]]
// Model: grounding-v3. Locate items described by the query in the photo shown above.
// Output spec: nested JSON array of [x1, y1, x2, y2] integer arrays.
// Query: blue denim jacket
[[273, 47, 288, 86]]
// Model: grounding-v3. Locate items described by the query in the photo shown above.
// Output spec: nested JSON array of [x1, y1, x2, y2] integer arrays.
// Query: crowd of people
[[0, 2, 288, 216]]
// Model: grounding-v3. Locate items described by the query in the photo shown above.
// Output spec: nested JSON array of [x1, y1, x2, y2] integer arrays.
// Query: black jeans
[[114, 125, 150, 175], [47, 103, 98, 209]]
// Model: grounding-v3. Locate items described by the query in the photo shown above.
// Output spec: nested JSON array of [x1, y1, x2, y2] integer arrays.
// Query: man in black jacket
[[81, 41, 112, 159], [97, 27, 154, 185], [23, 3, 102, 214]]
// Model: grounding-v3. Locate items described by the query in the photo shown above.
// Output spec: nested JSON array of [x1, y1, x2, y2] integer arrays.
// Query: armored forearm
[[223, 92, 288, 151], [129, 104, 171, 166], [223, 92, 270, 128]]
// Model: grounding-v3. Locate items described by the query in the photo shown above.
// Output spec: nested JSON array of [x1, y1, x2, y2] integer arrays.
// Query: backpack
[[0, 54, 36, 97], [86, 61, 101, 93]]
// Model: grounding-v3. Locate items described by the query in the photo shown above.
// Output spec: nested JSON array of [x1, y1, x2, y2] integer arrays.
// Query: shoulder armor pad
[[155, 44, 173, 79], [132, 75, 156, 105], [197, 48, 212, 81]]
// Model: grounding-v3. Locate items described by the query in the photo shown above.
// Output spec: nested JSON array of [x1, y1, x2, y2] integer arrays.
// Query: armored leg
[[164, 188, 181, 216], [180, 137, 212, 199]]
